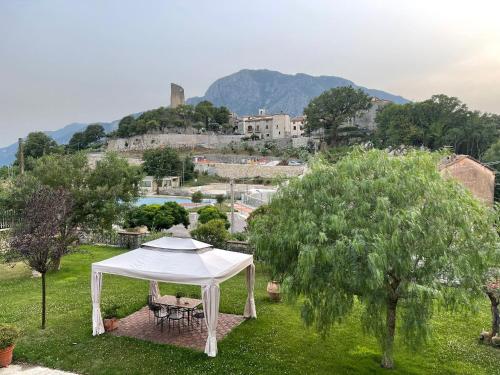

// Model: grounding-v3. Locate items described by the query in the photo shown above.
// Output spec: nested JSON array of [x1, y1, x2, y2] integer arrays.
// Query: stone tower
[[170, 83, 185, 108]]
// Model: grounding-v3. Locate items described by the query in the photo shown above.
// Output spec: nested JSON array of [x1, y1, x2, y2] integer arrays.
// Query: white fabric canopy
[[91, 237, 256, 357]]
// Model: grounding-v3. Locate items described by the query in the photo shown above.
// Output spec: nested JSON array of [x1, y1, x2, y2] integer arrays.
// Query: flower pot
[[176, 298, 181, 305], [267, 281, 281, 302], [103, 318, 119, 332], [492, 335, 500, 347], [0, 345, 15, 368]]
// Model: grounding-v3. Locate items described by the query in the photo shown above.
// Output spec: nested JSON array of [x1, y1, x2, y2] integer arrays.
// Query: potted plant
[[0, 324, 20, 368], [175, 291, 184, 304], [267, 280, 281, 302], [103, 305, 120, 332]]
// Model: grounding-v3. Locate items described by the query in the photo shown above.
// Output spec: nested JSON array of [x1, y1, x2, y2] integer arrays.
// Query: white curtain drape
[[149, 280, 161, 301], [202, 283, 220, 357], [244, 263, 257, 318], [91, 271, 105, 335]]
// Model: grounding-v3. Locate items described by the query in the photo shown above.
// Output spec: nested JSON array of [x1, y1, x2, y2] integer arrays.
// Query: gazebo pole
[[202, 283, 220, 357]]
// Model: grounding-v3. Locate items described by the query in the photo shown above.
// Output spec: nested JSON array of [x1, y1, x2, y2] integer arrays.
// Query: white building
[[141, 176, 180, 194], [237, 113, 291, 139]]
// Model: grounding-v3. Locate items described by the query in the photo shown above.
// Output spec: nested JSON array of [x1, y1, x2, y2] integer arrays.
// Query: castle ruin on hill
[[170, 83, 185, 108]]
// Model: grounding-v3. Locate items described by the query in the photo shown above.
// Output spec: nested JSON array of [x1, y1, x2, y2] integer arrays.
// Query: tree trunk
[[41, 272, 46, 329], [50, 256, 61, 271], [488, 292, 499, 337], [381, 298, 398, 369]]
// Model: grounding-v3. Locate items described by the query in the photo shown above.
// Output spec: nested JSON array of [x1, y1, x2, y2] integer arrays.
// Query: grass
[[1, 245, 499, 375]]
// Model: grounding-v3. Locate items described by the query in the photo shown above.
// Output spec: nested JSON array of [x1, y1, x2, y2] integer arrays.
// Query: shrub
[[190, 219, 229, 248], [197, 206, 229, 229], [103, 304, 120, 319], [125, 202, 189, 231], [191, 191, 204, 203], [0, 324, 20, 350]]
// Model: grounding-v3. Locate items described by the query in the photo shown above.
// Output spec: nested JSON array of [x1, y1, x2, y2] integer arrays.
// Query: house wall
[[440, 158, 495, 206]]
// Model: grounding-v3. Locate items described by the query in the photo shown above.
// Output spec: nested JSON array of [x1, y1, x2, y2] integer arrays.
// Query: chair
[[192, 308, 205, 332], [167, 306, 185, 334], [147, 295, 168, 331]]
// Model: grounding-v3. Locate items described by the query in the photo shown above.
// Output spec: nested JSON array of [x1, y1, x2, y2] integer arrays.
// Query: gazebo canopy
[[91, 237, 256, 357]]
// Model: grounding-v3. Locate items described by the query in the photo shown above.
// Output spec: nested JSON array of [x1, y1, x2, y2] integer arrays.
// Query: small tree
[[250, 148, 498, 369], [191, 191, 204, 203], [215, 194, 225, 207], [197, 206, 229, 229], [8, 187, 72, 329], [190, 219, 229, 248]]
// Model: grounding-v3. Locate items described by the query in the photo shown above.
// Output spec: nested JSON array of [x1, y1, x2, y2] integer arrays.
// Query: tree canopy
[[113, 101, 231, 138], [304, 87, 371, 145], [67, 124, 105, 152], [15, 132, 62, 169], [197, 205, 229, 229], [124, 202, 189, 231], [375, 95, 500, 158], [249, 148, 498, 368]]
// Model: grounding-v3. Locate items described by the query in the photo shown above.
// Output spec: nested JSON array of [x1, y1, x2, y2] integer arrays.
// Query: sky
[[1, 0, 500, 147]]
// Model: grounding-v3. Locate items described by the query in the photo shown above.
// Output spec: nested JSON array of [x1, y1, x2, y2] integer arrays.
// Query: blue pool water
[[135, 196, 215, 205]]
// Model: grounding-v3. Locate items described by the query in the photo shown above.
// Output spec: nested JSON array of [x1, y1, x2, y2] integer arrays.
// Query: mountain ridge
[[0, 69, 408, 166], [187, 69, 409, 116]]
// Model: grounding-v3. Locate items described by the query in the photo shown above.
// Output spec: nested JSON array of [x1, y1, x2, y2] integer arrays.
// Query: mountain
[[0, 120, 120, 166], [187, 69, 409, 116]]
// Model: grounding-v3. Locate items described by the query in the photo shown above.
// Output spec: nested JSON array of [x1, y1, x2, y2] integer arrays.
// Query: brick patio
[[111, 306, 245, 351]]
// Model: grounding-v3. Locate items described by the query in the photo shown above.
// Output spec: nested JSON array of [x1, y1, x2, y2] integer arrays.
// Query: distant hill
[[0, 69, 409, 166], [187, 69, 409, 116], [0, 120, 120, 166]]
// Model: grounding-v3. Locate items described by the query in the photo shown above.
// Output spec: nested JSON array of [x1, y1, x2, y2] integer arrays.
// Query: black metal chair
[[147, 295, 168, 331], [192, 308, 205, 332], [167, 306, 185, 334]]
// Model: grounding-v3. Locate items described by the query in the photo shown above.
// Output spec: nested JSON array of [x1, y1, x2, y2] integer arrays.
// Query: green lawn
[[1, 245, 499, 375]]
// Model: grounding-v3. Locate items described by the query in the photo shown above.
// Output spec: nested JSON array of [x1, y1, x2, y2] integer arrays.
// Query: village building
[[439, 154, 495, 206], [290, 116, 305, 137], [237, 112, 291, 139], [141, 175, 180, 194]]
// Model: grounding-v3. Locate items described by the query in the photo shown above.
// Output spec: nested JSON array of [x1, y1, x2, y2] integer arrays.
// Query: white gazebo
[[91, 237, 256, 357]]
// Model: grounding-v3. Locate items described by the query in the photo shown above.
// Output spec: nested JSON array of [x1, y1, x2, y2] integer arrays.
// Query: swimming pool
[[135, 196, 215, 205]]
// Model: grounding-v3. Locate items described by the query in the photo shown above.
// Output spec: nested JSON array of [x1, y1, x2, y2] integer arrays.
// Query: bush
[[125, 202, 189, 231], [191, 191, 204, 203], [197, 206, 229, 229], [103, 304, 120, 319], [0, 324, 20, 350], [190, 219, 229, 248]]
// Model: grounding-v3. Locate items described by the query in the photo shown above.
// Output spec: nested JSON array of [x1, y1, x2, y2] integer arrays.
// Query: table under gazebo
[[90, 237, 257, 357]]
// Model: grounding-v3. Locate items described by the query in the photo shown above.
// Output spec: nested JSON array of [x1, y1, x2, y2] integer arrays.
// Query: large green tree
[[5, 152, 142, 268], [143, 147, 182, 194], [15, 132, 61, 169], [249, 148, 498, 369], [304, 87, 371, 145]]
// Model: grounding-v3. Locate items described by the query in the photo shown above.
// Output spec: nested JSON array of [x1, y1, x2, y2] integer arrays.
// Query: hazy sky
[[1, 0, 499, 147]]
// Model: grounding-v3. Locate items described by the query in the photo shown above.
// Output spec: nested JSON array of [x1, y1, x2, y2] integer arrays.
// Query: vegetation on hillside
[[111, 100, 231, 138], [375, 95, 500, 159]]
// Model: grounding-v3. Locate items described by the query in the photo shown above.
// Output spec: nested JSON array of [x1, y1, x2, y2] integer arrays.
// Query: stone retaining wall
[[195, 162, 305, 179], [107, 133, 244, 152]]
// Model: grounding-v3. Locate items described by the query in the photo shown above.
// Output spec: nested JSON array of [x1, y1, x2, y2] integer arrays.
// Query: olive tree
[[249, 148, 498, 369]]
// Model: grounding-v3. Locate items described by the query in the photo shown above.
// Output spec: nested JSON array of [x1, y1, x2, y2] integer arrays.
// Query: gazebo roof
[[92, 237, 253, 286]]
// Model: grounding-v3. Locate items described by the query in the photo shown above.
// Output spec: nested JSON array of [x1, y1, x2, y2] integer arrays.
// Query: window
[[293, 126, 296, 130], [141, 181, 152, 188]]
